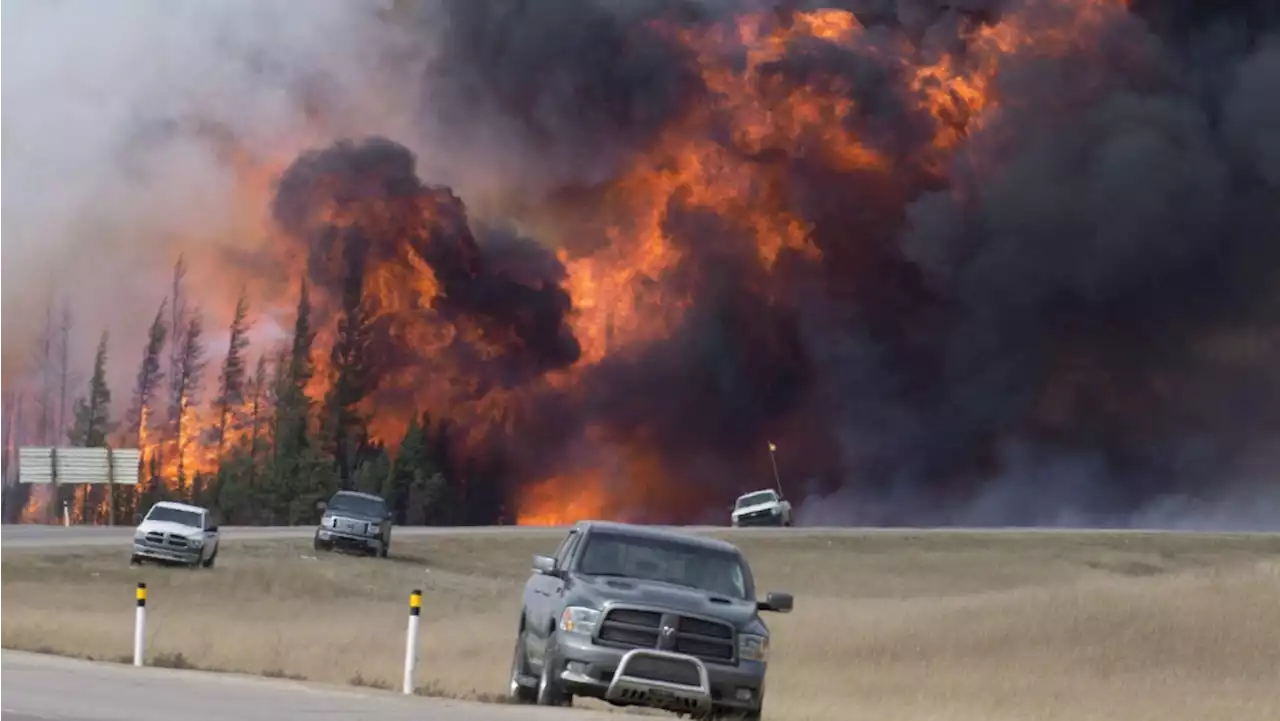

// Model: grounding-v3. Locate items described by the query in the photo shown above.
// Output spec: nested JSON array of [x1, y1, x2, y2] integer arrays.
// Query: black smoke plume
[[272, 1, 1280, 528], [272, 137, 581, 385]]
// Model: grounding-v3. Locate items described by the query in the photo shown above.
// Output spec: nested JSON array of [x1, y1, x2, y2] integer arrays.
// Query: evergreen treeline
[[11, 258, 494, 526]]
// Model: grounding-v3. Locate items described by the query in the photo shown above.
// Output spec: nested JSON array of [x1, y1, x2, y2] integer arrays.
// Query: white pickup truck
[[730, 489, 794, 527], [130, 501, 220, 569]]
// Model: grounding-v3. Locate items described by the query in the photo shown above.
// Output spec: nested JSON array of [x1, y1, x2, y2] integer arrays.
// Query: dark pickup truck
[[508, 521, 793, 720], [313, 490, 393, 557]]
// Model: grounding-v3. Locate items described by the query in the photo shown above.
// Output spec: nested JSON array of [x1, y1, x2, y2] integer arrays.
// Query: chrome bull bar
[[604, 648, 712, 714]]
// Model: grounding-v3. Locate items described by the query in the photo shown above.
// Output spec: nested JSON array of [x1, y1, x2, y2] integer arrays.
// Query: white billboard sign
[[17, 447, 141, 485]]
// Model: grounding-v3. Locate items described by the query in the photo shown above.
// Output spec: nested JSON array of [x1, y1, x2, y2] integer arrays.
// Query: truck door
[[528, 529, 580, 665]]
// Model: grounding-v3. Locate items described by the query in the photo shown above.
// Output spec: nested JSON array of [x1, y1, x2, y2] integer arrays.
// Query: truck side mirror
[[133, 513, 143, 525], [315, 500, 327, 512], [532, 554, 557, 575], [757, 591, 794, 613]]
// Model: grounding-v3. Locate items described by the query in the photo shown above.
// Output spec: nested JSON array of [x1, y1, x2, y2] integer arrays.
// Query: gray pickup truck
[[313, 490, 393, 557], [508, 521, 793, 719]]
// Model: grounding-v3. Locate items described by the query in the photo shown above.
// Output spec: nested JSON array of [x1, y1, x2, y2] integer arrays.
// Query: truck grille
[[333, 518, 369, 535], [622, 654, 703, 686], [598, 607, 736, 663], [735, 508, 781, 526], [143, 532, 190, 548]]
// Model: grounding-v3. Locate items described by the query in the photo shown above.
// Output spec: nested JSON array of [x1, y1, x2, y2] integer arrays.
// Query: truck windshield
[[146, 505, 202, 528], [736, 491, 777, 509], [576, 531, 752, 600], [327, 493, 387, 518]]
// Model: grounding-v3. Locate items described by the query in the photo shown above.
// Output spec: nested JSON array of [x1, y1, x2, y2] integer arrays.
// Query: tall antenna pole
[[767, 441, 783, 495]]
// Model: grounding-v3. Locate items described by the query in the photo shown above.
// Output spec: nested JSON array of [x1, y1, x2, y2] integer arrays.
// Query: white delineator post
[[403, 589, 422, 694], [133, 582, 147, 667], [63, 502, 71, 527]]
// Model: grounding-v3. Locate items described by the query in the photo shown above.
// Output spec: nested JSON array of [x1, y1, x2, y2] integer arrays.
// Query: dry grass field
[[4, 530, 1280, 720]]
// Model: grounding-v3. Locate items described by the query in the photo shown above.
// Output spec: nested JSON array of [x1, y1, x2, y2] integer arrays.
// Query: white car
[[730, 489, 794, 527], [130, 501, 220, 568]]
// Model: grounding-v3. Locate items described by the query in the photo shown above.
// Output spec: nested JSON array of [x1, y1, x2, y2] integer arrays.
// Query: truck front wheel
[[508, 628, 537, 704], [535, 633, 573, 707]]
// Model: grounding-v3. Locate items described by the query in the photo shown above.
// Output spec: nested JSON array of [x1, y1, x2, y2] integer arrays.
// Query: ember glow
[[7, 0, 1280, 528]]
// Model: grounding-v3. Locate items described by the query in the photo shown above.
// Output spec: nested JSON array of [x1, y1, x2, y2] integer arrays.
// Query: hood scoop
[[605, 579, 637, 590]]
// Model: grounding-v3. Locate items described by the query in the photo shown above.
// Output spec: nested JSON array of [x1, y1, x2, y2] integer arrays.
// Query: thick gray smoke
[[1, 0, 429, 391]]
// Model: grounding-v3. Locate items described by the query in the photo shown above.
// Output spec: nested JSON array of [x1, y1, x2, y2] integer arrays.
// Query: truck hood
[[325, 509, 385, 523], [136, 520, 201, 536], [577, 575, 761, 626], [732, 502, 779, 517]]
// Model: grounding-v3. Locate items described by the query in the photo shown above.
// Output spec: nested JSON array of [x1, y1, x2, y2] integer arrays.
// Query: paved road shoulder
[[0, 650, 603, 721]]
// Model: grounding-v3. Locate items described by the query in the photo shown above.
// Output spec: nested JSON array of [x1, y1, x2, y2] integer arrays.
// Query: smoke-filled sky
[[3, 0, 1279, 528]]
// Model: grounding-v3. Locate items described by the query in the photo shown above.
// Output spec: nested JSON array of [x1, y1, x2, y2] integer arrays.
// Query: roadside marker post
[[134, 582, 147, 667], [403, 589, 422, 694]]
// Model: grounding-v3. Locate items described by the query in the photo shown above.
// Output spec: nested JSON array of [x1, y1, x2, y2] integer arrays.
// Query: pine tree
[[125, 299, 169, 519], [67, 332, 116, 523], [210, 290, 256, 519], [0, 391, 18, 522], [35, 300, 55, 445], [170, 312, 207, 495], [245, 354, 270, 487], [68, 332, 114, 447], [266, 280, 322, 522], [426, 417, 458, 524], [57, 303, 73, 438], [160, 257, 188, 492], [275, 280, 314, 457], [164, 258, 189, 430], [353, 446, 391, 496], [384, 416, 427, 523], [214, 290, 252, 459], [322, 261, 376, 487], [127, 300, 169, 448], [383, 414, 449, 525]]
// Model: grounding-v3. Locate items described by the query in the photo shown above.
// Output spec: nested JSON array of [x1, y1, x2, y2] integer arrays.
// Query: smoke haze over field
[[3, 0, 1280, 528]]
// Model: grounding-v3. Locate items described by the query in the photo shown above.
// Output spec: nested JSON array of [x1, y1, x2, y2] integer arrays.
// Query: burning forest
[[4, 0, 1279, 529]]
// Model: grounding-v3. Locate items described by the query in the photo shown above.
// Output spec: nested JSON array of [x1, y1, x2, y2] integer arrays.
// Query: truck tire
[[313, 533, 328, 553], [201, 547, 218, 568], [535, 632, 573, 707], [508, 628, 537, 704]]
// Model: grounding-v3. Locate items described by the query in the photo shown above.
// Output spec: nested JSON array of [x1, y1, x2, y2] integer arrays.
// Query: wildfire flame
[[16, 0, 1144, 526], [511, 1, 1133, 525]]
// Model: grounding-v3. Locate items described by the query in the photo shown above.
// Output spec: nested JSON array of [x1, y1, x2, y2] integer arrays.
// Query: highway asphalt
[[0, 523, 570, 551], [0, 651, 613, 721], [4, 522, 1265, 553]]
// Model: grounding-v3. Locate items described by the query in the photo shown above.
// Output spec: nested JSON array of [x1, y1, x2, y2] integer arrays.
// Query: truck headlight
[[738, 633, 769, 662], [560, 606, 601, 636], [770, 506, 780, 515], [188, 536, 204, 548]]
